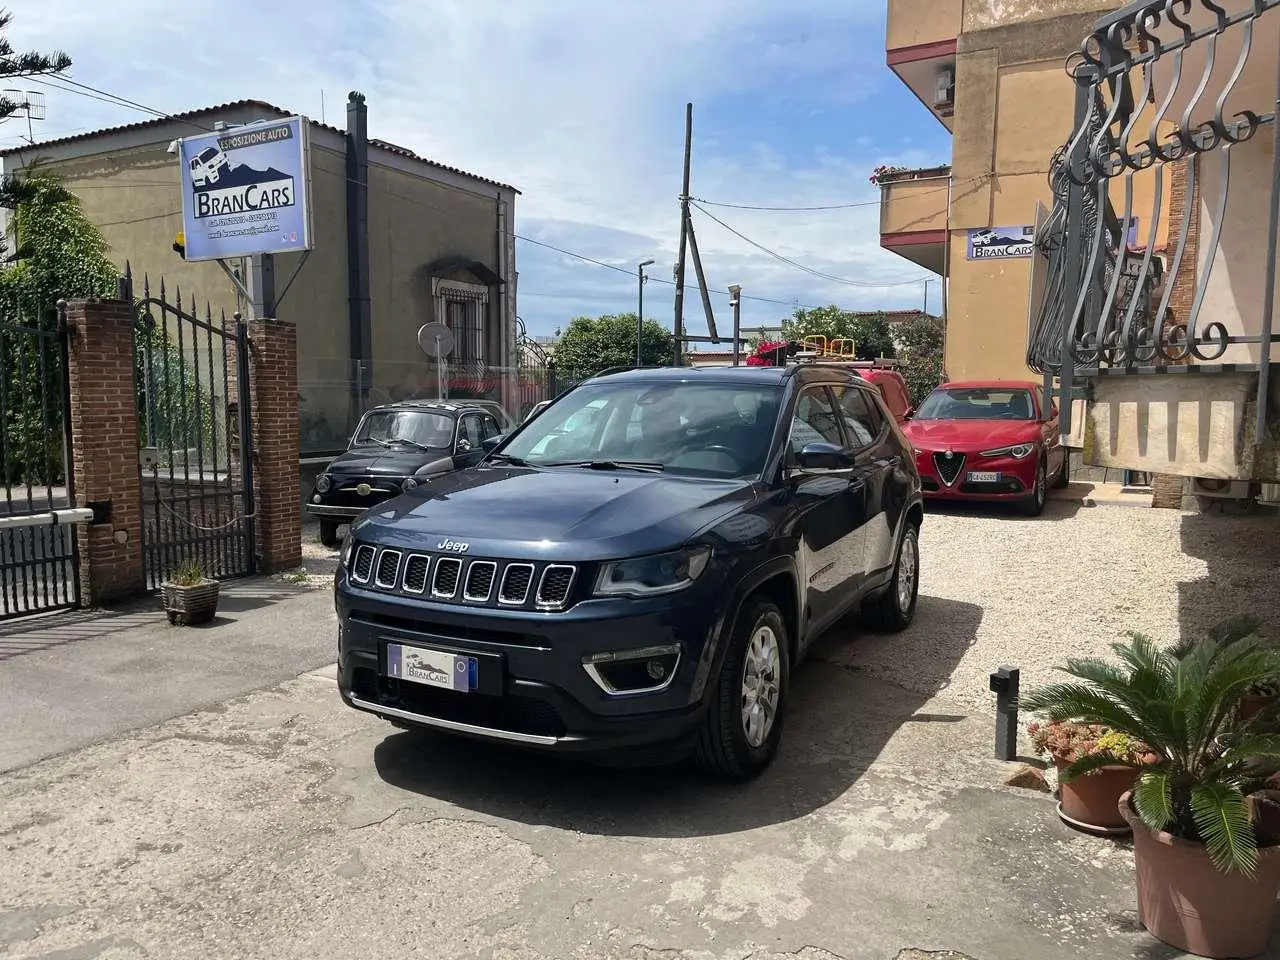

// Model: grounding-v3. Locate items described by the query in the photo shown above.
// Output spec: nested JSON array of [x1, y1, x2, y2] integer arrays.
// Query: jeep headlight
[[315, 474, 332, 493], [979, 442, 1035, 459], [595, 546, 711, 598], [339, 531, 354, 567]]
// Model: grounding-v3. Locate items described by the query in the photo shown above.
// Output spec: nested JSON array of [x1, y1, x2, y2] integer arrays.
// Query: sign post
[[175, 116, 313, 318]]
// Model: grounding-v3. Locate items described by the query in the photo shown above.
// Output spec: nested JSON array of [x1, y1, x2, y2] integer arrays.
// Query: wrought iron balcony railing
[[1028, 0, 1280, 439]]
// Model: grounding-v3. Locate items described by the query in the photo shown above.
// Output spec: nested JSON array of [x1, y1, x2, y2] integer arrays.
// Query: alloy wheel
[[741, 624, 781, 748], [896, 532, 918, 613]]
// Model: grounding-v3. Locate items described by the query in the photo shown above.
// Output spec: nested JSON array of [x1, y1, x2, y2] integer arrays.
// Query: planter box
[[161, 579, 220, 626], [1056, 762, 1139, 835]]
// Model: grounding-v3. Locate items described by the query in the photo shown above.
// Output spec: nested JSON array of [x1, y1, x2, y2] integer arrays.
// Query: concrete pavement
[[0, 622, 1212, 960]]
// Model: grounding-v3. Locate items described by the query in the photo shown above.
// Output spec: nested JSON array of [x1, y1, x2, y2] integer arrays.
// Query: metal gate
[[0, 307, 81, 619], [131, 271, 256, 590]]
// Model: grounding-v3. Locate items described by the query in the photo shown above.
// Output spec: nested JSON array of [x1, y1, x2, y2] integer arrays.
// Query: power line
[[689, 201, 932, 289]]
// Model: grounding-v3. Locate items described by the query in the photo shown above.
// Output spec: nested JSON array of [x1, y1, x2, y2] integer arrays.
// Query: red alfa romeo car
[[903, 379, 1069, 515]]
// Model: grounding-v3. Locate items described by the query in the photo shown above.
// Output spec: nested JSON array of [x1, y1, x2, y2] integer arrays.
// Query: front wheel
[[1020, 460, 1047, 516], [319, 519, 342, 547], [694, 598, 790, 781], [861, 520, 920, 632]]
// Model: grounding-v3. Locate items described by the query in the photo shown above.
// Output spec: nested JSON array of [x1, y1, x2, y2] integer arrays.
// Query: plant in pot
[[1021, 630, 1280, 959], [1026, 720, 1156, 835], [161, 560, 220, 626], [1189, 615, 1279, 724]]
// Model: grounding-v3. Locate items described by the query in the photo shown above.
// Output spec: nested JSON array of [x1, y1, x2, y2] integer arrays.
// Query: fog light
[[312, 494, 320, 503], [583, 644, 681, 695]]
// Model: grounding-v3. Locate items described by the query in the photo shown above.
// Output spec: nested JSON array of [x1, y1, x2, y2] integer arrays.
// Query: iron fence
[[1027, 0, 1280, 437]]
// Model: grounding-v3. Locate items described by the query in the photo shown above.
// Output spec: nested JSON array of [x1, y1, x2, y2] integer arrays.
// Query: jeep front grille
[[536, 565, 576, 608], [499, 563, 534, 605], [351, 545, 376, 583], [347, 543, 578, 611], [432, 558, 463, 598], [402, 555, 430, 594], [463, 561, 497, 601]]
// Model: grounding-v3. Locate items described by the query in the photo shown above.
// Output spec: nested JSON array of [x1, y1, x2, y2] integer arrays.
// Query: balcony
[[878, 166, 950, 275], [1027, 0, 1280, 483], [886, 0, 961, 130]]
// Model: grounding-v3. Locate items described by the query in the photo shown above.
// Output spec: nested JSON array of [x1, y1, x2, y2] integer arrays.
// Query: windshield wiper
[[545, 459, 665, 473], [486, 452, 531, 467], [362, 436, 392, 448], [388, 438, 432, 452]]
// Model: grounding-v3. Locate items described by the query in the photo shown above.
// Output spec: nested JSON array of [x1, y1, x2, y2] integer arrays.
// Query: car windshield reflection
[[352, 410, 454, 450], [498, 380, 783, 479]]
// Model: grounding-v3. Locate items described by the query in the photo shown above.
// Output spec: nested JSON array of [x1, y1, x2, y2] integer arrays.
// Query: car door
[[829, 381, 898, 596], [786, 383, 868, 634]]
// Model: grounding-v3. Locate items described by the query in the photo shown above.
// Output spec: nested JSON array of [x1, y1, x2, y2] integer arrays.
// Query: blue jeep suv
[[335, 363, 924, 779]]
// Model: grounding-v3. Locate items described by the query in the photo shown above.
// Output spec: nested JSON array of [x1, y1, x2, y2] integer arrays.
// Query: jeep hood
[[350, 464, 756, 561]]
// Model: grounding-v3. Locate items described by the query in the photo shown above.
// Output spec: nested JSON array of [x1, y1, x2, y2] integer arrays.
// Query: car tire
[[1021, 459, 1048, 516], [694, 597, 790, 781], [319, 519, 342, 547], [1051, 452, 1071, 489], [861, 520, 920, 633]]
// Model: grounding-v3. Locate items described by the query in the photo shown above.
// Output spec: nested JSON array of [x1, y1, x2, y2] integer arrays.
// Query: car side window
[[479, 415, 502, 440], [830, 384, 883, 449], [789, 386, 844, 456], [458, 415, 483, 448]]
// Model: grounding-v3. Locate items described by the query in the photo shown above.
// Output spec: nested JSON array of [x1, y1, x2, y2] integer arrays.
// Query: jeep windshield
[[497, 379, 782, 479], [351, 410, 453, 450]]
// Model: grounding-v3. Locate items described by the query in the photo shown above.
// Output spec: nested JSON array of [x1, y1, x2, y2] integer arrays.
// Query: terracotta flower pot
[[161, 578, 220, 626], [1055, 761, 1139, 835], [1119, 791, 1280, 959]]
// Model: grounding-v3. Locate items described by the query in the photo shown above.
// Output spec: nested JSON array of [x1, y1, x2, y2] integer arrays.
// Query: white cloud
[[10, 0, 950, 336]]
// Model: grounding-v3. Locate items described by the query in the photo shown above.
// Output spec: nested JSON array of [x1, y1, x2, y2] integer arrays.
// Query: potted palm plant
[[1021, 631, 1280, 959], [161, 559, 220, 626], [1026, 720, 1155, 834]]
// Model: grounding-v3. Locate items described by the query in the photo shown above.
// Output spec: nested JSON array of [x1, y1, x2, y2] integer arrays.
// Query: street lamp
[[727, 284, 743, 366], [637, 259, 655, 365]]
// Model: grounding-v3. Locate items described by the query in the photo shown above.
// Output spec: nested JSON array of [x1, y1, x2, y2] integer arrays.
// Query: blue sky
[[12, 0, 951, 341]]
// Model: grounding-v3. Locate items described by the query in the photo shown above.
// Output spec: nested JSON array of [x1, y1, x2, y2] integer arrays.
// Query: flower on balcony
[[869, 164, 909, 185]]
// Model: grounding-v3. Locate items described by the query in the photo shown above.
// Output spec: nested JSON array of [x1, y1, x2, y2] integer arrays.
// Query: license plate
[[967, 471, 1001, 482], [386, 642, 477, 692]]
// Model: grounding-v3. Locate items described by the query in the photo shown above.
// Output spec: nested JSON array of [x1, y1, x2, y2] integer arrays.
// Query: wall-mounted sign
[[177, 116, 313, 262], [966, 225, 1035, 260]]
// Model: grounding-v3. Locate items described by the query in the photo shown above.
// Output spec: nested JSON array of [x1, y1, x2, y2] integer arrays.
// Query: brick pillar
[[63, 298, 146, 605], [242, 319, 301, 572], [1150, 155, 1202, 509]]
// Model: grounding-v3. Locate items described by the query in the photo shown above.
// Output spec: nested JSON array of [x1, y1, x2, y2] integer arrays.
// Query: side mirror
[[903, 407, 915, 421], [481, 434, 505, 453], [456, 438, 472, 454], [795, 441, 854, 472]]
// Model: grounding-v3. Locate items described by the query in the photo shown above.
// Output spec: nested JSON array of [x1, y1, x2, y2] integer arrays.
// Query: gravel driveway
[[833, 498, 1280, 713]]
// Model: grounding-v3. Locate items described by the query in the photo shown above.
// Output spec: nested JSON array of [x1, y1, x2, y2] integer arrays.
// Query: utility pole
[[672, 102, 693, 367], [636, 259, 654, 366]]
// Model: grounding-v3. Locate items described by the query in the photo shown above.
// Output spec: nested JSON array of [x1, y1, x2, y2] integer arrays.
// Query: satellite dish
[[417, 322, 455, 358]]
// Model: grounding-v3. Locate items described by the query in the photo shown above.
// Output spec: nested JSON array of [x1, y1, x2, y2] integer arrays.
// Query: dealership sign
[[966, 225, 1035, 260], [177, 117, 313, 262]]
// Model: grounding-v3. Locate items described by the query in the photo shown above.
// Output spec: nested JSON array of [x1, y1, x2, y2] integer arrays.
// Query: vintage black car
[[307, 400, 511, 546]]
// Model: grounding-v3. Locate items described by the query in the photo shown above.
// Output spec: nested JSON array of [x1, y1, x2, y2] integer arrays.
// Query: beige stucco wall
[[880, 175, 950, 235], [887, 0, 962, 50], [962, 0, 1115, 32]]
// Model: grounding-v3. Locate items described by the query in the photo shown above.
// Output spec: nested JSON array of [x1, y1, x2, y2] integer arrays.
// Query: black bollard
[[989, 665, 1020, 761]]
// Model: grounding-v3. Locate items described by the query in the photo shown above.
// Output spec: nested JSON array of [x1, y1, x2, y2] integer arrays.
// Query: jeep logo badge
[[436, 538, 470, 553]]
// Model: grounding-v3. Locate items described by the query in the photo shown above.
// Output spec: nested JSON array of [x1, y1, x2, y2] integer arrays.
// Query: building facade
[[879, 0, 1131, 382], [1, 97, 520, 455]]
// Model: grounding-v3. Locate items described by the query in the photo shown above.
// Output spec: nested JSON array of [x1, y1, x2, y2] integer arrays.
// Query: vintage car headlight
[[979, 442, 1035, 459], [315, 474, 332, 493], [595, 546, 711, 598], [401, 477, 418, 491]]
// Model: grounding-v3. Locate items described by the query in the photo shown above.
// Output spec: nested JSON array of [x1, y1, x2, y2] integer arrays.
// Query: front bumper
[[913, 449, 1037, 500], [335, 569, 724, 753]]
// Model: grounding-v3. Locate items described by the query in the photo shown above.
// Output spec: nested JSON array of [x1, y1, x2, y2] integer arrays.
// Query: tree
[[551, 313, 675, 381], [894, 311, 946, 405], [0, 14, 72, 224], [781, 305, 896, 361], [0, 175, 116, 483]]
